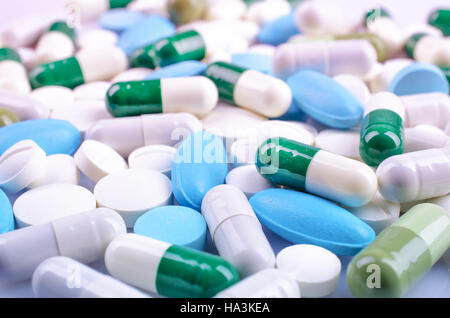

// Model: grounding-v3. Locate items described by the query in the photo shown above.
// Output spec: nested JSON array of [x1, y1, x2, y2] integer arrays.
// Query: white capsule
[[246, 0, 291, 25], [17, 47, 37, 70], [32, 257, 148, 298], [205, 0, 246, 21], [314, 129, 361, 160], [77, 29, 118, 49], [366, 16, 405, 58], [35, 32, 75, 65], [0, 208, 126, 283], [402, 92, 450, 128], [215, 268, 300, 298], [413, 35, 450, 66], [377, 148, 450, 203], [1, 14, 53, 47], [0, 91, 49, 120], [369, 58, 413, 93], [0, 55, 31, 95], [65, 0, 109, 21], [201, 184, 275, 277], [405, 126, 450, 153]]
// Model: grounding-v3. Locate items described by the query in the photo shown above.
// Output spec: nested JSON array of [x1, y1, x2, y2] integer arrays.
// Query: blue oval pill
[[99, 9, 146, 34], [0, 189, 14, 234], [389, 62, 449, 96], [172, 131, 228, 211], [287, 70, 364, 128], [0, 119, 81, 156], [231, 53, 272, 74], [249, 188, 375, 256], [257, 12, 300, 45], [134, 206, 207, 250], [145, 61, 207, 80]]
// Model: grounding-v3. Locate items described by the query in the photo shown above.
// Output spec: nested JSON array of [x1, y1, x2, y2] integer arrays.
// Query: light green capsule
[[0, 108, 19, 127], [167, 0, 207, 24]]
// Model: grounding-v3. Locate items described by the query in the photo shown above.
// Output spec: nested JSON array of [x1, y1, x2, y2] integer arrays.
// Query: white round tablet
[[73, 81, 111, 101], [13, 184, 96, 227], [333, 74, 370, 106], [94, 168, 172, 227], [29, 154, 80, 188], [257, 120, 314, 145], [314, 129, 361, 160], [225, 164, 274, 198], [0, 140, 47, 193], [77, 29, 118, 49], [74, 140, 127, 183], [111, 68, 153, 83], [29, 86, 75, 113], [128, 145, 176, 177], [276, 244, 341, 298], [229, 138, 259, 167]]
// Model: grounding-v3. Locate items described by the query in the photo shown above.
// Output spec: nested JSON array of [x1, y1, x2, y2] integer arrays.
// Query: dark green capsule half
[[29, 56, 85, 89], [365, 7, 390, 27], [359, 108, 404, 167], [0, 47, 22, 63], [256, 137, 319, 191], [109, 0, 133, 9], [106, 80, 163, 117], [155, 244, 240, 298], [48, 21, 76, 43], [428, 9, 450, 36], [203, 61, 246, 105], [404, 32, 427, 59], [130, 30, 206, 69], [439, 65, 450, 86]]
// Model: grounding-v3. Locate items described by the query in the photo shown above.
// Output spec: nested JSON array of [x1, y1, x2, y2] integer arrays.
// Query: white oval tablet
[[225, 164, 275, 198], [276, 244, 341, 298], [75, 140, 127, 183], [333, 74, 370, 106], [29, 86, 75, 113], [0, 140, 47, 193], [77, 29, 118, 49], [128, 145, 176, 177], [13, 184, 96, 227], [314, 129, 361, 160], [111, 68, 153, 83], [73, 81, 111, 101], [94, 168, 172, 227], [229, 138, 259, 167], [29, 154, 80, 188], [257, 120, 314, 145]]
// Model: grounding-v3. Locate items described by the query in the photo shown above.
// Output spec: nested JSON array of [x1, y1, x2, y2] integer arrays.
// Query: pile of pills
[[0, 0, 449, 298]]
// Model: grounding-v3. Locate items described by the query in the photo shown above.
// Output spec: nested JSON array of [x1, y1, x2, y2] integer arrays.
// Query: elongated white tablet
[[74, 140, 127, 183], [94, 168, 172, 227], [73, 81, 111, 101], [333, 74, 370, 105], [128, 145, 176, 177], [276, 244, 341, 298], [111, 68, 153, 83], [13, 184, 96, 227], [225, 164, 275, 198], [29, 86, 75, 113], [257, 120, 314, 146], [29, 154, 80, 188], [0, 140, 47, 193], [314, 129, 361, 160]]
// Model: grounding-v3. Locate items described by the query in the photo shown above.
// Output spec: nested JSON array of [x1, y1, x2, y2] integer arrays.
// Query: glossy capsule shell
[[106, 77, 218, 117], [66, 0, 134, 21], [401, 92, 450, 128], [0, 47, 31, 95], [35, 21, 76, 65], [360, 92, 405, 167], [347, 203, 450, 298], [428, 9, 450, 36], [404, 33, 450, 66], [204, 61, 291, 118], [256, 137, 377, 207], [105, 234, 240, 297]]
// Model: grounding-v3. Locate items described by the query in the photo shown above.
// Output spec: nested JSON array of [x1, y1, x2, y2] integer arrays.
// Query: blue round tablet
[[257, 12, 300, 45], [99, 9, 145, 34], [134, 206, 207, 250]]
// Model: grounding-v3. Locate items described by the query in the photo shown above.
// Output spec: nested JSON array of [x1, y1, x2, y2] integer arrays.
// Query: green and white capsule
[[29, 45, 127, 89], [105, 234, 240, 298], [360, 92, 405, 167], [404, 32, 450, 66], [35, 21, 76, 65], [0, 47, 30, 95], [256, 137, 377, 207], [204, 62, 292, 118], [106, 76, 218, 117]]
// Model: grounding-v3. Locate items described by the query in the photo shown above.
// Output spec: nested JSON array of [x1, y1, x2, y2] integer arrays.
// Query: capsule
[[215, 268, 300, 298], [256, 137, 377, 207], [85, 112, 202, 157], [404, 32, 450, 66], [35, 21, 76, 65], [428, 9, 450, 36], [29, 45, 127, 89], [0, 47, 31, 95], [32, 256, 148, 298], [201, 184, 275, 277], [402, 92, 450, 128], [347, 203, 450, 298], [168, 0, 207, 24], [65, 0, 134, 21], [105, 234, 240, 298], [204, 61, 291, 118], [377, 147, 450, 203], [272, 40, 377, 79], [106, 77, 218, 117], [360, 92, 405, 167], [404, 126, 450, 153], [0, 108, 18, 127], [0, 208, 126, 283]]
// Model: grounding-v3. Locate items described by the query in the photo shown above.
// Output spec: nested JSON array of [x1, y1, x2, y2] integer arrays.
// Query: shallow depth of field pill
[[128, 145, 176, 177], [0, 189, 14, 234], [28, 154, 80, 188], [225, 165, 275, 198]]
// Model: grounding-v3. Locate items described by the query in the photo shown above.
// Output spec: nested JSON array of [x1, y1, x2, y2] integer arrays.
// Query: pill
[[215, 268, 300, 298], [28, 154, 80, 188], [272, 39, 377, 79], [250, 188, 375, 255], [65, 0, 134, 22], [0, 189, 14, 234], [314, 129, 360, 160], [77, 29, 118, 49], [29, 45, 128, 89], [29, 86, 75, 114], [145, 61, 207, 80], [0, 107, 18, 127], [0, 140, 47, 193], [0, 207, 125, 283], [246, 44, 276, 57], [128, 145, 176, 177], [168, 0, 206, 24], [333, 74, 370, 106], [246, 0, 291, 26], [405, 33, 450, 66], [0, 47, 31, 95], [257, 12, 299, 46], [231, 53, 272, 74], [426, 194, 450, 214], [85, 112, 202, 157], [257, 120, 315, 145], [17, 47, 37, 71], [128, 0, 168, 16], [405, 126, 450, 153], [0, 119, 81, 156], [205, 0, 246, 21], [369, 58, 413, 93], [111, 67, 153, 82], [359, 92, 405, 166], [1, 14, 51, 47], [440, 65, 450, 86], [99, 9, 145, 34], [401, 92, 450, 128], [287, 70, 364, 129], [204, 61, 291, 118], [74, 140, 127, 183], [276, 244, 341, 297], [106, 77, 218, 117], [377, 147, 450, 203], [202, 185, 275, 277], [0, 91, 49, 121], [105, 233, 240, 297], [32, 256, 149, 298], [134, 206, 207, 250], [35, 21, 76, 65], [229, 138, 259, 167], [347, 203, 450, 297], [73, 81, 111, 101], [272, 102, 307, 122], [172, 131, 228, 211], [428, 9, 450, 36], [226, 165, 275, 198], [256, 137, 377, 207]]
